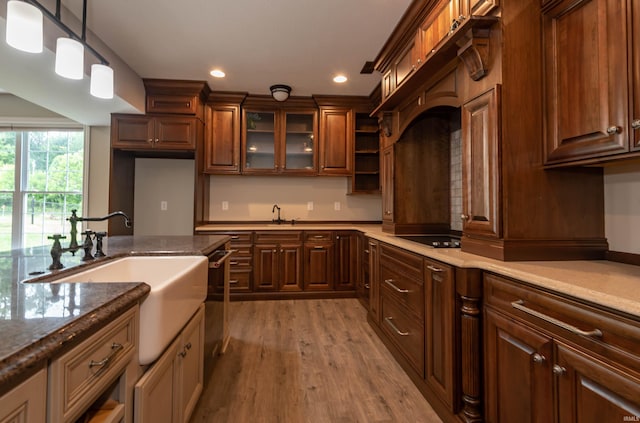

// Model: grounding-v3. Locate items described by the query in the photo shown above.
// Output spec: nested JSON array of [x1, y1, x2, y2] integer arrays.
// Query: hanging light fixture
[[5, 0, 43, 53], [270, 84, 291, 102], [4, 0, 114, 99], [90, 63, 113, 99], [55, 37, 84, 79]]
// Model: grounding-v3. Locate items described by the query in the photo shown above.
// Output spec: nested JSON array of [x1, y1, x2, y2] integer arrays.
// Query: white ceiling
[[63, 0, 412, 97]]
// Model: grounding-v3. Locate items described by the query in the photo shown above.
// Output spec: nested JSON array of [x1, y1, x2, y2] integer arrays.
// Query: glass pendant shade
[[55, 38, 84, 80], [6, 1, 44, 53], [90, 64, 114, 99]]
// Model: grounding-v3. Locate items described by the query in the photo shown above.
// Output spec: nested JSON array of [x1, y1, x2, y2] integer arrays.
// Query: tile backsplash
[[450, 128, 462, 232]]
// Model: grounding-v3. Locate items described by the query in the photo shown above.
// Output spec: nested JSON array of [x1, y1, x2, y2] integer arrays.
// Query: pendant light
[[5, 0, 43, 53], [90, 63, 113, 99], [55, 38, 84, 80]]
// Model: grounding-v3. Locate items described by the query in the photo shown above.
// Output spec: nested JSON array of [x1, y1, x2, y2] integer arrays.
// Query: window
[[0, 128, 85, 251]]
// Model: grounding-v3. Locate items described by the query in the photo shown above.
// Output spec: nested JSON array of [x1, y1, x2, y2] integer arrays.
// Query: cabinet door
[[319, 108, 353, 175], [204, 104, 241, 174], [176, 306, 204, 423], [244, 110, 277, 173], [303, 242, 334, 290], [280, 243, 304, 291], [381, 146, 394, 223], [555, 342, 640, 423], [424, 259, 455, 409], [111, 115, 155, 149], [543, 0, 629, 163], [484, 308, 554, 423], [632, 1, 640, 151], [282, 111, 317, 173], [0, 367, 46, 423], [154, 117, 197, 150], [368, 239, 380, 324], [253, 243, 279, 291], [334, 232, 356, 290], [462, 86, 501, 238]]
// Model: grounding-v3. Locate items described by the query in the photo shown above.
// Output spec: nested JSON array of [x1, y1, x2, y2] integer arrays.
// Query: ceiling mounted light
[[90, 64, 114, 99], [6, 0, 44, 53], [333, 75, 348, 83], [55, 38, 84, 80], [210, 69, 225, 78], [270, 84, 291, 102]]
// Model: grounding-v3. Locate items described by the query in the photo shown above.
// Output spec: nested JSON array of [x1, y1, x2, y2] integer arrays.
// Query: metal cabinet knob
[[632, 119, 640, 130], [606, 126, 621, 135], [552, 364, 566, 376], [461, 214, 470, 221], [532, 353, 546, 364]]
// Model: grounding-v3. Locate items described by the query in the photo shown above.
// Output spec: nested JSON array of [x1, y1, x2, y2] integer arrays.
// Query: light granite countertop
[[0, 234, 229, 394], [196, 223, 640, 319]]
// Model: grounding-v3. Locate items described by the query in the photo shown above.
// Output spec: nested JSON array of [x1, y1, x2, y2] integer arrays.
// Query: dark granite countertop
[[0, 235, 229, 394]]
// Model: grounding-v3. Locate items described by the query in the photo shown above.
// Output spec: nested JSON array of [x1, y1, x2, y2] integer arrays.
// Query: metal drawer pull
[[314, 246, 324, 249], [231, 235, 240, 240], [313, 235, 325, 239], [230, 261, 239, 265], [384, 279, 409, 293], [384, 317, 409, 336], [364, 250, 370, 254], [229, 280, 239, 285], [426, 265, 443, 273], [209, 250, 237, 268], [364, 284, 370, 289], [89, 343, 123, 369], [511, 300, 603, 337]]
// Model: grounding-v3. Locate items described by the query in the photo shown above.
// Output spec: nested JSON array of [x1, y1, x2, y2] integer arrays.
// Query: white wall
[[86, 126, 111, 232], [208, 175, 382, 222], [604, 164, 640, 254]]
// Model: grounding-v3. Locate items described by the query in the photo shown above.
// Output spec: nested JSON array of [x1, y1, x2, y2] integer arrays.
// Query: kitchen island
[[0, 234, 229, 396]]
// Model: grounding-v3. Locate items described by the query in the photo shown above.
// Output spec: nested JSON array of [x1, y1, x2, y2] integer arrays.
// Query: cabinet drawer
[[304, 231, 334, 242], [381, 296, 425, 376], [484, 273, 640, 375], [226, 232, 253, 245], [147, 94, 199, 115], [229, 270, 252, 292], [229, 255, 252, 268], [380, 243, 423, 281], [381, 263, 424, 320], [254, 231, 302, 243], [48, 306, 137, 423]]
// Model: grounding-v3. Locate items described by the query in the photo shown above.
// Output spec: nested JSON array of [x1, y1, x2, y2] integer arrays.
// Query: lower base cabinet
[[0, 368, 47, 423], [135, 304, 204, 423], [484, 273, 640, 423]]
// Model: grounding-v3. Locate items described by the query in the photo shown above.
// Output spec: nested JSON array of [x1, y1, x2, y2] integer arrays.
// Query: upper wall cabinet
[[242, 97, 318, 175], [543, 0, 640, 166], [111, 114, 199, 151], [143, 79, 210, 119], [318, 107, 353, 175], [203, 93, 246, 174]]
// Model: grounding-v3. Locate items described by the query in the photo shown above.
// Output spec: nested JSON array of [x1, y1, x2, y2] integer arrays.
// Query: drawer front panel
[[380, 243, 423, 280], [381, 263, 424, 320], [484, 273, 640, 375], [381, 296, 425, 376], [229, 255, 252, 268], [229, 270, 252, 292], [254, 231, 303, 243], [304, 231, 334, 242], [49, 306, 137, 422], [227, 232, 253, 245]]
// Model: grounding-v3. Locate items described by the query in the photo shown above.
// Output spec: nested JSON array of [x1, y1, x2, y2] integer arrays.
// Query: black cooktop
[[397, 235, 461, 248]]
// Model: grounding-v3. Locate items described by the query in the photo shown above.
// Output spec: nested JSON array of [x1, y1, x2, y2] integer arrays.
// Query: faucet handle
[[48, 234, 66, 241], [81, 230, 95, 262], [94, 232, 107, 258]]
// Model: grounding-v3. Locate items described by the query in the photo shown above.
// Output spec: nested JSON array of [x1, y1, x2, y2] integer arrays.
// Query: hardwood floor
[[190, 298, 442, 423]]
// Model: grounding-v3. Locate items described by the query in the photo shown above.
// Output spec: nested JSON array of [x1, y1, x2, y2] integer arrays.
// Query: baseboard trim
[[605, 250, 640, 266]]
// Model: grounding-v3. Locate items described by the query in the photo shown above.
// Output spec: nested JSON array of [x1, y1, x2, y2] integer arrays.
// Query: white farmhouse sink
[[52, 255, 208, 365]]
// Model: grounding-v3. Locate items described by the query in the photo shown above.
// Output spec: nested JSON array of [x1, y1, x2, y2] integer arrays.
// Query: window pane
[[26, 130, 84, 192], [0, 193, 13, 252], [0, 132, 16, 191], [23, 193, 82, 249]]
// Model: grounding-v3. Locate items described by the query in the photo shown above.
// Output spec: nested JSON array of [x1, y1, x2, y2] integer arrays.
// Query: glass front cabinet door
[[242, 107, 317, 174]]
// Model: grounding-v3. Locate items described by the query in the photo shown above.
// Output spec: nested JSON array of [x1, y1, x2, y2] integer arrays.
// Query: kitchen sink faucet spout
[[272, 204, 282, 224]]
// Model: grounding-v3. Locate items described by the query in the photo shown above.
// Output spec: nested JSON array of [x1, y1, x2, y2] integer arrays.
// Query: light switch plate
[[160, 201, 168, 211], [334, 201, 341, 211], [222, 201, 229, 211], [307, 201, 314, 211]]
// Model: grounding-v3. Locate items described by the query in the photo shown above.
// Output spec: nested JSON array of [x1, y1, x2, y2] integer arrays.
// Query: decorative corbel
[[456, 27, 491, 81]]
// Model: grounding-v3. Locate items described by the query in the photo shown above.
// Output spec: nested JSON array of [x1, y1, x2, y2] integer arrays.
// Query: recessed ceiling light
[[333, 75, 348, 83], [210, 69, 226, 78]]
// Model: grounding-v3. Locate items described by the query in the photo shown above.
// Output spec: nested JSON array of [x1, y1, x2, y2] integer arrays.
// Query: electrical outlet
[[307, 201, 314, 211], [160, 201, 168, 211], [221, 201, 229, 211], [334, 201, 341, 211]]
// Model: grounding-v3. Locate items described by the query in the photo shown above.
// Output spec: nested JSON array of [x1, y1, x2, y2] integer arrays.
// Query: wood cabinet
[[253, 231, 303, 291], [381, 146, 394, 224], [204, 102, 241, 174], [543, 0, 640, 165], [484, 274, 640, 423], [367, 239, 380, 324], [353, 113, 381, 193], [242, 99, 318, 174], [111, 114, 198, 151], [334, 231, 357, 290], [461, 86, 501, 240], [356, 233, 370, 307], [135, 305, 204, 423], [424, 258, 455, 410], [0, 368, 47, 423], [318, 107, 353, 175], [303, 231, 334, 291]]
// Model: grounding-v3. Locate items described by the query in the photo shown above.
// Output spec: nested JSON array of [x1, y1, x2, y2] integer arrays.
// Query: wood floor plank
[[190, 299, 442, 423]]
